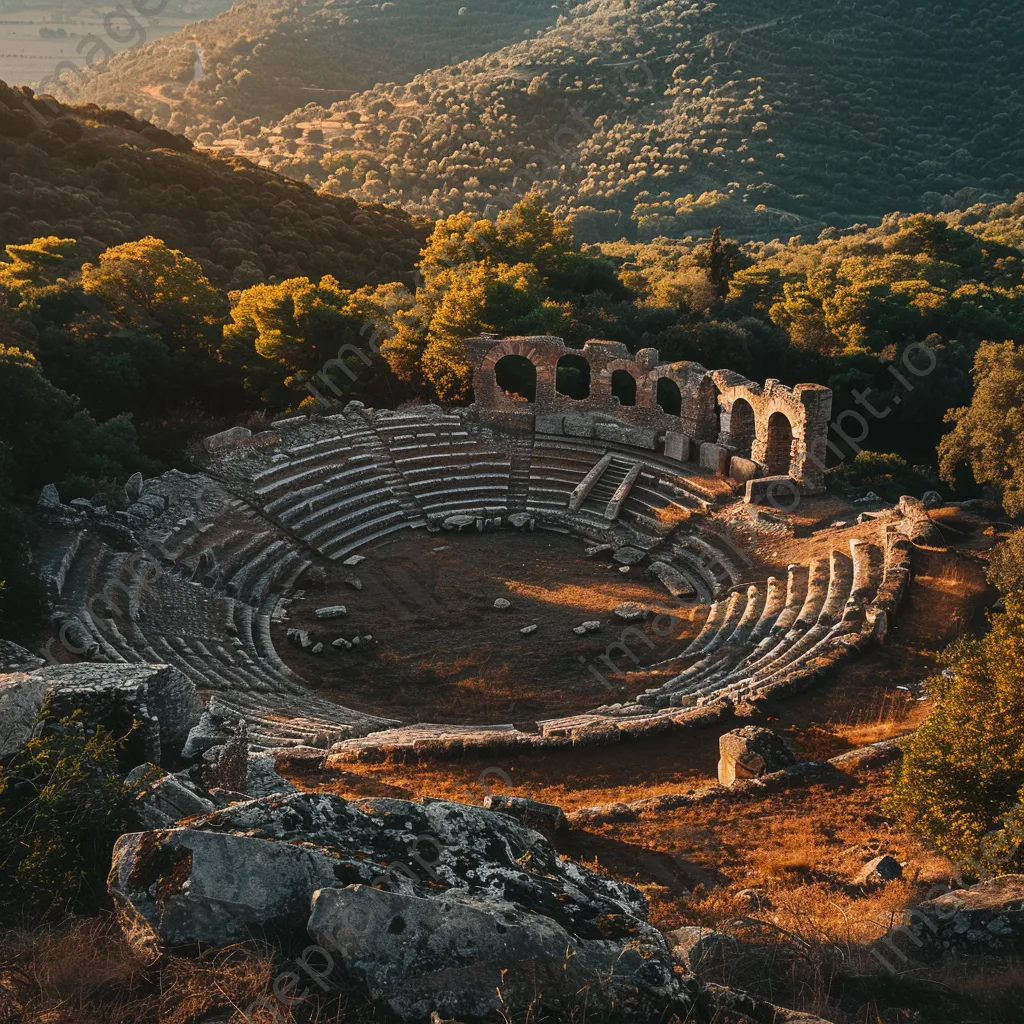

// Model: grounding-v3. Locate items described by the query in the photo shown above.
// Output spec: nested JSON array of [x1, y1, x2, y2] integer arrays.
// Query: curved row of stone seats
[[208, 690, 397, 749], [638, 540, 885, 711]]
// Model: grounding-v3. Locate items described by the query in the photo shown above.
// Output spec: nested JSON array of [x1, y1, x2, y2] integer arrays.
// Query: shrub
[[886, 594, 1024, 880], [987, 529, 1024, 597], [0, 709, 136, 921]]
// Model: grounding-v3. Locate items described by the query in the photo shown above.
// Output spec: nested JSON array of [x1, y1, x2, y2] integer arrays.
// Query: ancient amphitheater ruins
[[32, 336, 912, 760]]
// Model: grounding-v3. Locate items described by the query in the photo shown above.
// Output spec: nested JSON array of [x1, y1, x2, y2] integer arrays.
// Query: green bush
[[988, 529, 1024, 597], [886, 595, 1024, 880], [0, 709, 136, 921]]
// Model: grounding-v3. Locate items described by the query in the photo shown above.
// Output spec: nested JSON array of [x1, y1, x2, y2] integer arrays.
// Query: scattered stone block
[[125, 472, 144, 501], [581, 620, 602, 632], [745, 475, 800, 508], [613, 545, 646, 566], [728, 455, 759, 484], [717, 726, 796, 786], [287, 628, 314, 649], [342, 555, 366, 566], [520, 624, 538, 635], [343, 575, 363, 590], [493, 598, 511, 610], [572, 625, 588, 635], [647, 560, 695, 599], [699, 442, 729, 475], [314, 605, 347, 620], [245, 752, 298, 798], [443, 514, 476, 531], [508, 513, 533, 529], [854, 855, 903, 888], [585, 543, 614, 558], [311, 642, 324, 655], [663, 431, 692, 463], [614, 603, 648, 622], [483, 794, 567, 835], [332, 638, 353, 650]]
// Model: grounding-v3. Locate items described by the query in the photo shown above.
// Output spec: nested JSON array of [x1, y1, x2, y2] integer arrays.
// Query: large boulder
[[309, 884, 689, 1023], [717, 726, 796, 786], [108, 827, 342, 960], [108, 793, 697, 1020], [181, 710, 249, 793]]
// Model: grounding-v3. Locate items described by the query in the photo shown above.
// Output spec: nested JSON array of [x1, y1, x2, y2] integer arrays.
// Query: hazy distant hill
[[269, 0, 1023, 240], [52, 0, 565, 136], [0, 80, 424, 288]]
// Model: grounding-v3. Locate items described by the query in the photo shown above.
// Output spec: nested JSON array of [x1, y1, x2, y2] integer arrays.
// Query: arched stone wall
[[464, 336, 831, 492]]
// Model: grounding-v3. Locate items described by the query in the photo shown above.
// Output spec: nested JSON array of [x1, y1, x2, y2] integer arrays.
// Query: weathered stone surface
[[286, 628, 314, 649], [204, 425, 251, 451], [32, 664, 202, 768], [309, 884, 691, 1023], [613, 545, 646, 566], [342, 554, 366, 566], [0, 640, 45, 674], [594, 421, 658, 449], [902, 875, 1024, 953], [108, 827, 342, 959], [0, 672, 48, 760], [663, 431, 692, 463], [745, 475, 800, 508], [717, 726, 796, 786], [314, 606, 347, 620], [615, 602, 649, 622], [581, 620, 601, 632], [38, 483, 61, 509], [647, 560, 696, 598], [854, 855, 903, 888], [520, 624, 538, 635], [699, 443, 729, 475], [443, 514, 476, 531], [493, 598, 511, 610], [125, 472, 144, 501], [130, 767, 217, 829], [182, 711, 249, 793], [562, 414, 595, 438], [483, 794, 567, 835], [728, 456, 759, 485], [667, 925, 737, 970], [921, 490, 944, 509], [245, 752, 298, 798]]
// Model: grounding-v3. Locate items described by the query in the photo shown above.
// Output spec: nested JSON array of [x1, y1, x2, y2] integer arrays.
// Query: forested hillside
[[0, 81, 424, 288], [296, 0, 1023, 240], [53, 0, 565, 138]]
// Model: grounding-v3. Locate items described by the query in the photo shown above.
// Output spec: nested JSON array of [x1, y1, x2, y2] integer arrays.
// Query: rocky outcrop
[[108, 793, 697, 1020], [903, 875, 1024, 953], [0, 672, 48, 760], [482, 794, 567, 836]]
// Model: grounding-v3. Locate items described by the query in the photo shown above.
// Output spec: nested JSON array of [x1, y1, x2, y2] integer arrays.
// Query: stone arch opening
[[728, 398, 756, 458], [656, 377, 682, 416], [766, 411, 795, 475], [610, 369, 637, 406], [556, 354, 591, 400], [494, 354, 536, 402]]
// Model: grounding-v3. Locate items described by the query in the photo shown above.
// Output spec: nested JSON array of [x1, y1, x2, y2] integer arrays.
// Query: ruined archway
[[611, 369, 637, 407], [656, 377, 682, 416], [494, 354, 537, 402], [556, 353, 591, 400], [727, 398, 756, 458], [766, 411, 795, 475]]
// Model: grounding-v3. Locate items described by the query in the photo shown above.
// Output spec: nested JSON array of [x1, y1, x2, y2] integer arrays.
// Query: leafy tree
[[81, 237, 226, 356], [939, 341, 1024, 515], [0, 237, 81, 295], [887, 595, 1024, 880], [988, 530, 1024, 598]]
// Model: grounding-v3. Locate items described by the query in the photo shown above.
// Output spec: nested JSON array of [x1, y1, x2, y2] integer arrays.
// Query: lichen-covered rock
[[903, 875, 1024, 952], [309, 884, 693, 1023], [108, 827, 342, 960], [717, 726, 796, 786], [0, 672, 48, 760]]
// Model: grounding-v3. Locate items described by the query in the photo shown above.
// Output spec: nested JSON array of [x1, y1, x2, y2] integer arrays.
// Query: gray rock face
[[0, 672, 48, 760], [903, 875, 1024, 952], [0, 640, 45, 674], [854, 855, 903, 888], [125, 472, 144, 502], [182, 711, 249, 793], [287, 628, 314, 649], [245, 752, 298, 798], [314, 605, 347, 620], [108, 827, 343, 960], [131, 767, 217, 829], [921, 490, 944, 509], [107, 792, 677, 1014], [613, 545, 646, 566], [615, 602, 649, 622], [717, 726, 796, 786], [309, 885, 690, 1023]]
